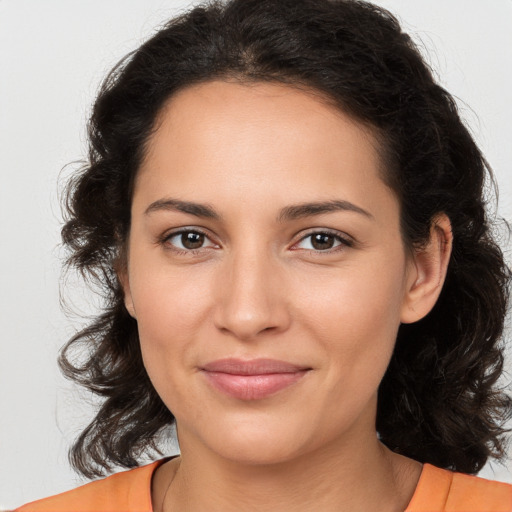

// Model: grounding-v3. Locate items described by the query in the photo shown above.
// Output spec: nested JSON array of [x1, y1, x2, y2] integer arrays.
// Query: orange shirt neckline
[[143, 459, 440, 511], [122, 460, 447, 511]]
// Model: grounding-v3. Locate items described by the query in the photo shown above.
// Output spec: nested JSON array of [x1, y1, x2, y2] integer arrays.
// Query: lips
[[200, 358, 311, 400]]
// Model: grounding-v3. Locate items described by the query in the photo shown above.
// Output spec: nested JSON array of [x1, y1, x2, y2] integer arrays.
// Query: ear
[[400, 213, 453, 324], [116, 263, 137, 319]]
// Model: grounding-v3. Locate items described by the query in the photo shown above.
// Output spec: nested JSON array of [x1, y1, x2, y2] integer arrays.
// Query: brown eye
[[165, 230, 216, 252], [311, 233, 335, 250], [294, 231, 351, 253], [181, 232, 205, 249]]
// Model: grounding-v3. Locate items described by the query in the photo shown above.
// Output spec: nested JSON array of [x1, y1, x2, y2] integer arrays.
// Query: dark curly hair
[[59, 0, 511, 479]]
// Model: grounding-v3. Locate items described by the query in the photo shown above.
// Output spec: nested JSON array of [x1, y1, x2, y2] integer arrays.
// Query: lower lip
[[202, 370, 309, 400]]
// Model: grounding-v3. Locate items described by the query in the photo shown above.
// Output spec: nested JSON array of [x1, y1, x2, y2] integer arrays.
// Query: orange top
[[16, 460, 512, 512]]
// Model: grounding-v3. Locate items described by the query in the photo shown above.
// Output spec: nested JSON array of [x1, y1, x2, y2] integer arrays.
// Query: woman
[[16, 0, 512, 510]]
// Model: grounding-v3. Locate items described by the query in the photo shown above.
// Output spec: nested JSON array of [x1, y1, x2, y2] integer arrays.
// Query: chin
[[194, 413, 317, 466]]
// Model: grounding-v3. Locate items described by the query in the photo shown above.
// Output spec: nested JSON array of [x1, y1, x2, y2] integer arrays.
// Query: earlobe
[[400, 214, 453, 324]]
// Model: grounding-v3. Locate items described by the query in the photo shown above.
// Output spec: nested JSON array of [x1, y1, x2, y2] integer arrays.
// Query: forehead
[[135, 80, 394, 218], [147, 80, 379, 154]]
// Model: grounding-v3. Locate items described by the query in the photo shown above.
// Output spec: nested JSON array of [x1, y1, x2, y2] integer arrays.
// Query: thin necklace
[[160, 459, 180, 512], [160, 479, 173, 512]]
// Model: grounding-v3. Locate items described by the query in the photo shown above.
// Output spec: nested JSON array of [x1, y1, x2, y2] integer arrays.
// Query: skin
[[121, 80, 452, 512]]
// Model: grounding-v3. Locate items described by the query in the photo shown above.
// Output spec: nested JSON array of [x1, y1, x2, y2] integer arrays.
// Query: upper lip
[[201, 358, 310, 375]]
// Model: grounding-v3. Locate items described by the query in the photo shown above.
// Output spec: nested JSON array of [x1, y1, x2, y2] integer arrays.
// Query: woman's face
[[124, 80, 419, 464]]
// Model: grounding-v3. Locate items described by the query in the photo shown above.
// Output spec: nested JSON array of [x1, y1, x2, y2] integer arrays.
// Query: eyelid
[[290, 228, 355, 252], [159, 226, 219, 252]]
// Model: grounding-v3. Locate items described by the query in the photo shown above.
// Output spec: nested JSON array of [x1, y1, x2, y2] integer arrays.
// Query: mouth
[[200, 358, 312, 400]]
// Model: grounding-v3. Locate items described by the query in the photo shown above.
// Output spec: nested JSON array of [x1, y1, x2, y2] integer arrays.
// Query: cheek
[[300, 258, 405, 334], [128, 261, 214, 403], [297, 257, 406, 385], [131, 258, 212, 342]]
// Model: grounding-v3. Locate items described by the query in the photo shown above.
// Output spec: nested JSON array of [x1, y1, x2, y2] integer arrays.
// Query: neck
[[157, 432, 421, 512]]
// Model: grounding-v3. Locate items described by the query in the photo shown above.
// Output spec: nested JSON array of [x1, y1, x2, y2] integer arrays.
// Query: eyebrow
[[277, 200, 374, 222], [144, 197, 373, 222], [145, 198, 221, 220]]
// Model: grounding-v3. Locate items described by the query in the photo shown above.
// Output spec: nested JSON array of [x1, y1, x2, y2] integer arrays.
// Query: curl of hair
[[59, 0, 511, 478]]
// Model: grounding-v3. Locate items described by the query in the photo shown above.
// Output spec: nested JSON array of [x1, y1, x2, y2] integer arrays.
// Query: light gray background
[[1, 0, 511, 509]]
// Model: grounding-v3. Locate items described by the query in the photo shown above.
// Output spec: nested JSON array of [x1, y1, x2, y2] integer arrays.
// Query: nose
[[213, 248, 291, 340]]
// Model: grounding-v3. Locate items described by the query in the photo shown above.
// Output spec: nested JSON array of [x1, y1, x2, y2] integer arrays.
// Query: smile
[[200, 358, 311, 400]]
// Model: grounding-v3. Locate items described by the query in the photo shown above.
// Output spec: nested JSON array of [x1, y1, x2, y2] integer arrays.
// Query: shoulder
[[448, 470, 512, 512], [15, 459, 167, 512], [407, 463, 512, 512]]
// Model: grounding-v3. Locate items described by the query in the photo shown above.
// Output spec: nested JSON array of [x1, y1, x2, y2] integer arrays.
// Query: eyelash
[[159, 228, 354, 256], [160, 228, 217, 256], [291, 229, 354, 254]]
